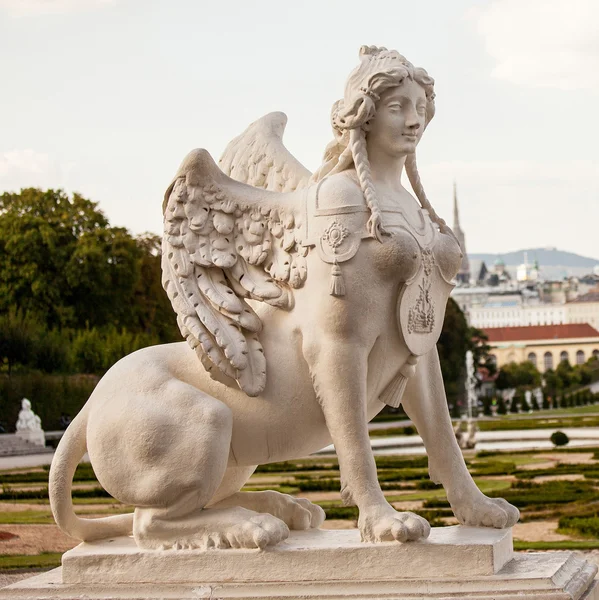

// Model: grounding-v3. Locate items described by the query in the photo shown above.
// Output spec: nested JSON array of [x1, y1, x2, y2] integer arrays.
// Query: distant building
[[452, 182, 470, 285], [483, 324, 599, 372], [516, 253, 540, 283], [447, 185, 599, 337], [566, 290, 599, 330]]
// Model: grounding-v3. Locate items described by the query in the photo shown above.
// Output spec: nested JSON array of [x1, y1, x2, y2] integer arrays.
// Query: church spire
[[452, 181, 471, 285], [453, 180, 460, 231]]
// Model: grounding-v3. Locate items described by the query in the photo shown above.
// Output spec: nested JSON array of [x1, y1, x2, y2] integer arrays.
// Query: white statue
[[465, 350, 477, 419], [15, 398, 45, 447], [454, 416, 477, 450], [525, 389, 533, 413], [533, 386, 544, 409], [49, 46, 519, 551]]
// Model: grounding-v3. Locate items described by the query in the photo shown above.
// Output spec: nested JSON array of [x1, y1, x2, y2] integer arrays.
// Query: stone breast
[[373, 230, 421, 283], [434, 231, 463, 284]]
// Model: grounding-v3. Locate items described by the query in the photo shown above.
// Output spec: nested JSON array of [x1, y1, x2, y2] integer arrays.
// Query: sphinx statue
[[15, 398, 45, 447], [49, 46, 519, 551]]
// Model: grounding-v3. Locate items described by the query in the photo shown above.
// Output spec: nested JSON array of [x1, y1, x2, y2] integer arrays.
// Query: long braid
[[350, 128, 386, 241], [405, 153, 458, 244]]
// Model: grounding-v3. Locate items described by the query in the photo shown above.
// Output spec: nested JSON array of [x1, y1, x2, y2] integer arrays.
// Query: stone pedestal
[[15, 430, 45, 448], [1, 527, 597, 599]]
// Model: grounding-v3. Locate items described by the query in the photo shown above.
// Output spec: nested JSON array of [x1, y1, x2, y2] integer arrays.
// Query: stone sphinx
[[15, 398, 45, 447], [48, 45, 520, 552]]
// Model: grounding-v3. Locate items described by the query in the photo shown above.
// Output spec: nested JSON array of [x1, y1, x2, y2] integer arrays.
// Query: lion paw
[[249, 490, 326, 530], [137, 507, 289, 551], [451, 493, 520, 529], [359, 507, 431, 543]]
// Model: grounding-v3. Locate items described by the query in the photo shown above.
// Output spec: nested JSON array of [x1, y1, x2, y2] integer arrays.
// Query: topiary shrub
[[496, 396, 507, 415], [550, 431, 569, 447], [542, 394, 550, 410], [482, 396, 493, 417], [510, 395, 520, 413]]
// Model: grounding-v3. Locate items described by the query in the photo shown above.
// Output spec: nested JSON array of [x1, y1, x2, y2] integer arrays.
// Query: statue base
[[1, 527, 597, 599], [15, 430, 45, 447]]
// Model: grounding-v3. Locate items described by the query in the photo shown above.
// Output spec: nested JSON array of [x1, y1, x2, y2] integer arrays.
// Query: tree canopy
[[437, 298, 493, 411], [0, 188, 180, 374], [495, 361, 542, 390]]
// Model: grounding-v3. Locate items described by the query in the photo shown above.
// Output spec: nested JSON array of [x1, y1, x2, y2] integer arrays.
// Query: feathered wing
[[219, 112, 312, 191], [162, 149, 308, 396]]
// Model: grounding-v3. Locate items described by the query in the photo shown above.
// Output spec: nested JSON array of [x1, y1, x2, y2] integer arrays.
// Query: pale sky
[[1, 0, 598, 258]]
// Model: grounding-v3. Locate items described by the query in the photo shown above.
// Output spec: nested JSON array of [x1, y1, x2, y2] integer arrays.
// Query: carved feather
[[162, 145, 310, 396], [218, 112, 311, 193], [235, 334, 267, 397], [229, 260, 282, 300]]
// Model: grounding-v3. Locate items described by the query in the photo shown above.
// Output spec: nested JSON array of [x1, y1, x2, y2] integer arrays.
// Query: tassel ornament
[[379, 354, 420, 408], [329, 262, 346, 296]]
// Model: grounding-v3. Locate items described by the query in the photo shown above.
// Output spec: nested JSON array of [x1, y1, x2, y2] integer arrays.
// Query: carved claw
[[359, 507, 431, 543]]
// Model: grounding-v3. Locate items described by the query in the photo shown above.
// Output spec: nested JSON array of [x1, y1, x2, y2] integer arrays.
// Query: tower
[[452, 182, 470, 285]]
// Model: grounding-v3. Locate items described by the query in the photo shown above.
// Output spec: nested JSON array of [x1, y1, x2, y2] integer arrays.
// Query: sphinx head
[[314, 46, 444, 241], [334, 46, 436, 148]]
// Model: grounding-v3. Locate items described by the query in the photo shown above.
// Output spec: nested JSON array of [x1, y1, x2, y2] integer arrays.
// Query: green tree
[[129, 234, 180, 342], [0, 189, 180, 345], [0, 188, 141, 330], [543, 368, 563, 399], [495, 361, 541, 390], [437, 299, 492, 412], [0, 309, 40, 375], [0, 189, 107, 327], [555, 360, 581, 390], [438, 299, 469, 411]]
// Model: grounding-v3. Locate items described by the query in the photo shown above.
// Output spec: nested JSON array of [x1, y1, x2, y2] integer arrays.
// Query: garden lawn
[[0, 446, 598, 570]]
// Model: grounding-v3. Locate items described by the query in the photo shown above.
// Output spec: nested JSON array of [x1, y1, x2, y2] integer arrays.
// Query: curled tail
[[49, 407, 133, 541]]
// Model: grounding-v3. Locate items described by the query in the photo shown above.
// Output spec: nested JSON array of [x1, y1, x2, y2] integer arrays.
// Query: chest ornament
[[380, 245, 455, 409], [303, 181, 370, 297], [407, 248, 435, 335]]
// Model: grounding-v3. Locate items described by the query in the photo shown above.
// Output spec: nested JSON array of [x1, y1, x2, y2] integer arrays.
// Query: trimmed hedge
[[559, 514, 599, 538], [0, 373, 98, 431]]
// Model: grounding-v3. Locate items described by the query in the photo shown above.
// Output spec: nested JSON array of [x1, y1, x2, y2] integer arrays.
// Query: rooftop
[[483, 323, 599, 343], [568, 291, 599, 304]]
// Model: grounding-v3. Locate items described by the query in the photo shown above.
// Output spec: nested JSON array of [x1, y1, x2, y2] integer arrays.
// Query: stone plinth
[[62, 526, 513, 583], [14, 430, 45, 448], [1, 527, 597, 599]]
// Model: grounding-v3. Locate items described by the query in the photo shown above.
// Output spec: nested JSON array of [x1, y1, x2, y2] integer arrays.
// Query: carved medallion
[[321, 219, 350, 251]]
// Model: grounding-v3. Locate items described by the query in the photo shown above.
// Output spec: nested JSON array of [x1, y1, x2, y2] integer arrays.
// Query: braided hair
[[313, 46, 449, 241]]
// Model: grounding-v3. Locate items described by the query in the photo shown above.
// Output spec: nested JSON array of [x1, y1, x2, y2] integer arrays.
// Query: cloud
[[0, 150, 74, 191], [469, 0, 599, 90], [0, 0, 115, 17]]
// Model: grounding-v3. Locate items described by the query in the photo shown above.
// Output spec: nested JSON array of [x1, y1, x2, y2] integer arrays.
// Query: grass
[[477, 415, 599, 432], [0, 487, 111, 501], [501, 404, 599, 418], [424, 479, 598, 510], [371, 412, 599, 437], [0, 552, 62, 570], [0, 445, 599, 569], [558, 513, 599, 538], [513, 540, 599, 550], [0, 506, 132, 524]]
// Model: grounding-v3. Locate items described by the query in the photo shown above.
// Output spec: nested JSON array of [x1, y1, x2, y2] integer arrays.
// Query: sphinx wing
[[219, 112, 312, 192], [162, 148, 307, 397]]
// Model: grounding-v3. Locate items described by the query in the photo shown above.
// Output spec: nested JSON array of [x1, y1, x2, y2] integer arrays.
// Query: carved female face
[[366, 78, 427, 159]]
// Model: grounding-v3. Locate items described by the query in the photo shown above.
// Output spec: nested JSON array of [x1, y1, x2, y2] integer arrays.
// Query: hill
[[469, 248, 598, 269]]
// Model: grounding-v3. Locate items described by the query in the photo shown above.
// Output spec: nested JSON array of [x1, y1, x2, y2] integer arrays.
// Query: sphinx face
[[367, 79, 427, 159]]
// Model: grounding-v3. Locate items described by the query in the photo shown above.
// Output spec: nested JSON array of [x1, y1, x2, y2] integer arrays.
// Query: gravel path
[[0, 525, 78, 555]]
